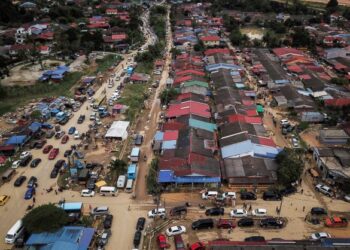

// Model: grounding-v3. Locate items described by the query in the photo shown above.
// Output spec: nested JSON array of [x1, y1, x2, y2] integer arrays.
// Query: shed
[[127, 164, 137, 180], [5, 135, 28, 146], [319, 129, 350, 145], [105, 121, 130, 140], [78, 169, 89, 182], [60, 202, 83, 212]]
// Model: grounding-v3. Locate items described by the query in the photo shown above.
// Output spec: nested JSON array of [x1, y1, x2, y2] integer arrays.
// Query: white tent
[[105, 121, 130, 140]]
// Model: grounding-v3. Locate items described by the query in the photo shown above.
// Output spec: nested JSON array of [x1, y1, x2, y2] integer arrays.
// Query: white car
[[252, 208, 267, 216], [74, 131, 80, 139], [230, 209, 248, 217], [344, 194, 350, 202], [11, 160, 21, 169], [315, 184, 333, 197], [222, 192, 236, 199], [310, 232, 331, 240], [81, 189, 95, 197], [20, 151, 31, 159], [148, 208, 166, 218], [95, 118, 102, 126], [280, 119, 289, 125], [165, 226, 186, 237]]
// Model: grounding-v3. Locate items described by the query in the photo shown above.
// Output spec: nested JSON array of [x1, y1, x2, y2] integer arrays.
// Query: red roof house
[[166, 101, 211, 118]]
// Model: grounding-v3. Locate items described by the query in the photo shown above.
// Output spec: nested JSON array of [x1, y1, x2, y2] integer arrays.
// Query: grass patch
[[94, 54, 122, 74], [135, 61, 154, 74], [118, 83, 149, 123], [0, 72, 83, 115]]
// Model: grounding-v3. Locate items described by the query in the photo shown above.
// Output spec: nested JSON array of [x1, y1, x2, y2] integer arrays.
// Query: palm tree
[[109, 159, 127, 176]]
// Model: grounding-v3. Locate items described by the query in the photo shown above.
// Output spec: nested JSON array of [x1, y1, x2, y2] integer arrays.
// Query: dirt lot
[[303, 0, 350, 6]]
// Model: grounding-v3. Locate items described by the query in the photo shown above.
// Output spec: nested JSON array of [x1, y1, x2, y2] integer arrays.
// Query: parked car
[[43, 145, 53, 154], [325, 216, 348, 228], [240, 191, 257, 200], [27, 176, 37, 188], [134, 134, 144, 145], [174, 235, 185, 250], [217, 219, 236, 229], [230, 209, 248, 217], [205, 207, 224, 216], [30, 158, 41, 168], [148, 208, 166, 218], [55, 131, 65, 139], [222, 192, 236, 199], [280, 186, 297, 196], [91, 206, 110, 216], [170, 206, 187, 216], [263, 191, 281, 201], [81, 189, 95, 197], [238, 218, 254, 227], [45, 130, 55, 138], [97, 229, 111, 247], [103, 214, 113, 229], [35, 140, 46, 149], [14, 176, 27, 187], [310, 232, 331, 240], [64, 149, 72, 157], [245, 236, 265, 242], [260, 218, 284, 228], [192, 219, 214, 230], [189, 242, 206, 250], [24, 187, 35, 200], [77, 115, 85, 124], [68, 126, 76, 135], [20, 151, 31, 160], [201, 191, 218, 199], [165, 226, 186, 237], [0, 195, 10, 206], [311, 207, 327, 215], [315, 184, 333, 197], [50, 168, 59, 178], [157, 234, 170, 249], [20, 155, 32, 167], [48, 148, 59, 160], [344, 194, 350, 202], [11, 160, 21, 169], [133, 230, 142, 248], [252, 208, 267, 217], [61, 135, 69, 144], [136, 217, 146, 230], [86, 179, 96, 190]]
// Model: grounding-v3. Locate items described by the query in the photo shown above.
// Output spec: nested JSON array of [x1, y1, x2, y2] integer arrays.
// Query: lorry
[[325, 216, 348, 228]]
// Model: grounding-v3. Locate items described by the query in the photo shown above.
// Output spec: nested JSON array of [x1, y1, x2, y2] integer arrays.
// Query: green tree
[[30, 110, 42, 120], [159, 88, 178, 105], [331, 77, 348, 86], [229, 29, 248, 46], [23, 204, 69, 233], [326, 0, 338, 13], [344, 8, 350, 20], [109, 159, 127, 176], [146, 158, 160, 195], [276, 148, 303, 186]]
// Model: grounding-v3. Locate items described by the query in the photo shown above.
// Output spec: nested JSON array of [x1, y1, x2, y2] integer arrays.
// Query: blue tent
[[29, 122, 42, 133], [5, 135, 27, 146]]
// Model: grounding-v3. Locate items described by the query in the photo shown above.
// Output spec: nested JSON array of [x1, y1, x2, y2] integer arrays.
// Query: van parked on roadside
[[117, 175, 126, 188], [125, 179, 133, 193], [100, 186, 117, 196], [5, 220, 24, 244], [201, 191, 218, 199], [2, 169, 16, 182]]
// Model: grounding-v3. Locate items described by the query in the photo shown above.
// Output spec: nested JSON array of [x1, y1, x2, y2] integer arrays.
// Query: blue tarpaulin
[[29, 122, 42, 133], [5, 135, 27, 146], [158, 170, 220, 184]]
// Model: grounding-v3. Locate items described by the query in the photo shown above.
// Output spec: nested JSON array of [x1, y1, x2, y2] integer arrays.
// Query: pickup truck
[[325, 216, 348, 228]]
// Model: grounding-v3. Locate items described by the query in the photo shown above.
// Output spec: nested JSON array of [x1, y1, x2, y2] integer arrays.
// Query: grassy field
[[135, 61, 154, 74], [0, 72, 83, 115], [94, 54, 122, 74]]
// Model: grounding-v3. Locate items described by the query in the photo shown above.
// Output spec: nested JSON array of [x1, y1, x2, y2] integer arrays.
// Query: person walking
[[33, 197, 36, 203]]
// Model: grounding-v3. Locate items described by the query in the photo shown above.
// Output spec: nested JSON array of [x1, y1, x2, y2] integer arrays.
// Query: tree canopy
[[23, 204, 69, 233], [276, 148, 303, 186], [109, 159, 127, 177], [159, 88, 178, 105]]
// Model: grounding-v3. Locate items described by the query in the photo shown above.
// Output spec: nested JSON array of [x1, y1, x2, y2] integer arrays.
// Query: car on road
[[35, 140, 46, 149], [201, 191, 218, 199], [205, 207, 224, 216], [217, 219, 236, 229], [43, 145, 53, 154], [230, 209, 248, 217], [77, 115, 85, 124], [68, 126, 76, 135], [134, 134, 143, 145], [245, 236, 265, 242], [20, 151, 31, 160], [50, 168, 59, 178], [30, 158, 41, 168], [174, 235, 185, 250], [310, 232, 331, 240], [222, 192, 236, 200], [91, 206, 110, 216], [252, 208, 267, 217], [48, 148, 59, 160], [20, 155, 32, 167], [27, 176, 37, 188], [103, 214, 113, 229], [64, 149, 72, 157], [260, 218, 284, 228], [59, 117, 69, 125], [165, 226, 186, 237], [148, 208, 166, 218], [61, 135, 69, 144], [97, 229, 111, 248], [24, 188, 35, 200], [237, 218, 254, 227], [191, 219, 214, 230], [157, 234, 170, 249], [136, 217, 146, 230], [263, 191, 281, 201], [133, 230, 142, 248], [14, 176, 27, 187], [311, 207, 327, 215], [0, 195, 10, 206], [11, 160, 21, 169], [325, 216, 348, 227], [81, 189, 95, 197], [240, 191, 257, 200], [170, 206, 187, 216], [74, 131, 80, 139], [55, 131, 65, 139], [280, 186, 297, 196], [315, 184, 333, 197]]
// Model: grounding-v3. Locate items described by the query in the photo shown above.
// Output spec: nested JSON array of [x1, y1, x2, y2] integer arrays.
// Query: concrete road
[[0, 6, 159, 250]]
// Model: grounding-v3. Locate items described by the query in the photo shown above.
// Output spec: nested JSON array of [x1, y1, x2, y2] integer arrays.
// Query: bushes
[[276, 148, 303, 186], [146, 158, 160, 195]]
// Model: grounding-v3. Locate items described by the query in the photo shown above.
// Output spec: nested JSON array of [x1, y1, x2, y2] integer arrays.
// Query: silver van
[[125, 179, 133, 193]]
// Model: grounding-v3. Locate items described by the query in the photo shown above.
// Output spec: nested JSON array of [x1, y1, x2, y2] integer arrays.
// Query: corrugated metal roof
[[189, 118, 217, 132]]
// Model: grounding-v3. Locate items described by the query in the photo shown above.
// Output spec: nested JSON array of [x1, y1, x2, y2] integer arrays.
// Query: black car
[[86, 179, 96, 190], [54, 160, 65, 169], [133, 230, 142, 248], [30, 141, 39, 149], [59, 117, 69, 125], [50, 168, 59, 178], [136, 217, 146, 230], [45, 130, 55, 138], [263, 191, 282, 201], [20, 155, 32, 167], [260, 218, 284, 228], [280, 186, 297, 196], [192, 219, 214, 230], [240, 191, 257, 200], [245, 236, 265, 242], [205, 207, 224, 216], [237, 218, 254, 227], [77, 115, 85, 124], [103, 214, 113, 229], [64, 149, 72, 157], [30, 158, 41, 168], [134, 134, 143, 145], [35, 140, 46, 149], [170, 206, 187, 216], [86, 162, 100, 169], [14, 176, 27, 187], [311, 207, 327, 215], [27, 176, 38, 188]]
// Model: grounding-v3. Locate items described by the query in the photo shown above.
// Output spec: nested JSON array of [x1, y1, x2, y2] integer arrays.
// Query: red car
[[156, 234, 170, 249], [189, 242, 206, 250], [61, 135, 69, 144], [48, 148, 59, 160], [217, 218, 236, 229], [43, 145, 53, 154], [174, 235, 185, 250]]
